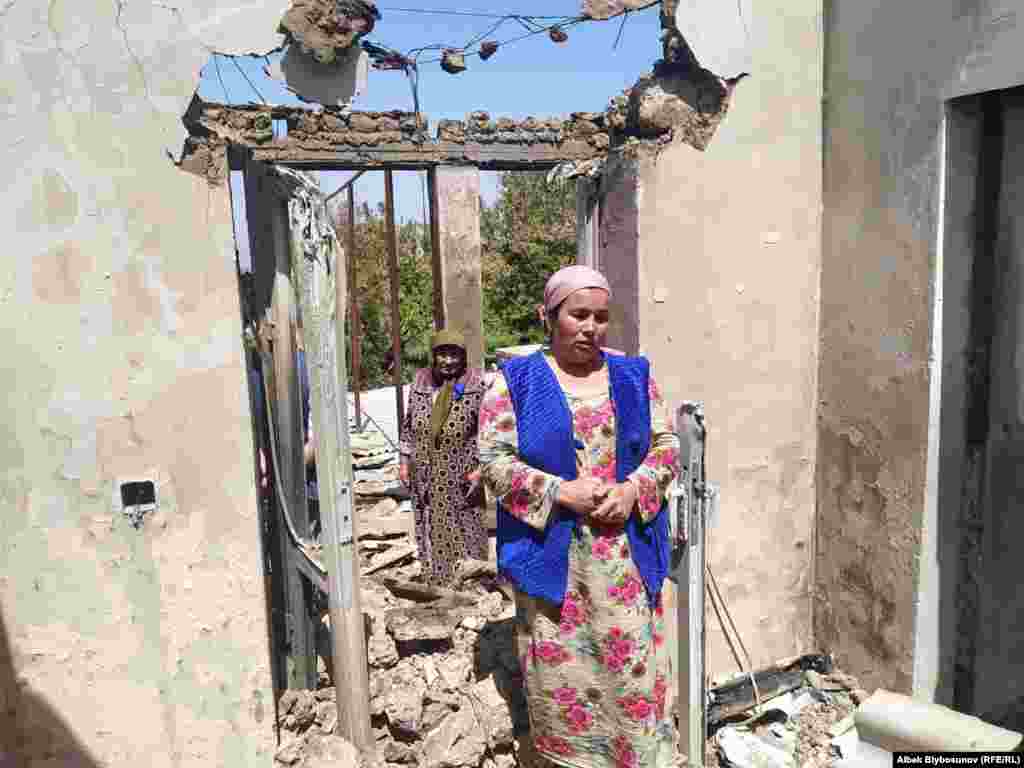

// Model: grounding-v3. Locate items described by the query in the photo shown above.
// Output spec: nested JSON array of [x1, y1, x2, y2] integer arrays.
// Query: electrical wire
[[378, 6, 574, 19], [231, 55, 268, 104], [613, 9, 630, 49], [414, 15, 587, 64], [212, 53, 231, 103]]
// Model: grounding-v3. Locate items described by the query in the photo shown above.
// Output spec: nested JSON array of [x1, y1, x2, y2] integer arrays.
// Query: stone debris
[[275, 515, 527, 768], [710, 670, 867, 768], [275, 438, 859, 768]]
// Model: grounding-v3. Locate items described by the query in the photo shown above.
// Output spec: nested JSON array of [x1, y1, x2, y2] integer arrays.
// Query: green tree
[[333, 170, 577, 387], [481, 172, 577, 359]]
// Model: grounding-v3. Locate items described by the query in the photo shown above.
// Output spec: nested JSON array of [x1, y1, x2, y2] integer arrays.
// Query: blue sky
[[200, 1, 662, 222]]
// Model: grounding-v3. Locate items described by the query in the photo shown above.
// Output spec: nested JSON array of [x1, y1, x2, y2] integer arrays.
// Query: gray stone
[[382, 739, 418, 764], [285, 690, 318, 731], [368, 615, 399, 669], [479, 592, 504, 617], [387, 606, 457, 649], [717, 726, 796, 768], [421, 703, 487, 768], [316, 700, 338, 734], [422, 700, 456, 732], [437, 653, 473, 691], [301, 732, 361, 768], [469, 676, 514, 748], [275, 736, 305, 766], [383, 660, 427, 735]]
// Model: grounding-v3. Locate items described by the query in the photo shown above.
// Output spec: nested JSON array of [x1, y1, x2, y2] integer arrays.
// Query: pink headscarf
[[543, 265, 611, 312]]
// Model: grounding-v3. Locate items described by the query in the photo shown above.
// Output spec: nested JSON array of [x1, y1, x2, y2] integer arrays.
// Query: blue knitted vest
[[496, 350, 670, 606]]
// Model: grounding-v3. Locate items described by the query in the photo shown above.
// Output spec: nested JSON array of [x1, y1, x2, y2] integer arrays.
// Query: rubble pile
[[709, 669, 869, 768], [278, 498, 525, 768]]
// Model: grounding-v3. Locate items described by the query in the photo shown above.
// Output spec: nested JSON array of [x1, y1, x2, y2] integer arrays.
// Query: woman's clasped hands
[[557, 476, 638, 526]]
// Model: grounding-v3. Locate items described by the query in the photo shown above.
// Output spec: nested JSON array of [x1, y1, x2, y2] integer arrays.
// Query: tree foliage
[[332, 171, 576, 391]]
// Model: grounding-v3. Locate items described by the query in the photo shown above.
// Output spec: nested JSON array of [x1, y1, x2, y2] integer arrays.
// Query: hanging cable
[[414, 15, 587, 65], [378, 6, 573, 19], [463, 16, 508, 51], [213, 53, 231, 103], [613, 10, 630, 50], [231, 56, 268, 104]]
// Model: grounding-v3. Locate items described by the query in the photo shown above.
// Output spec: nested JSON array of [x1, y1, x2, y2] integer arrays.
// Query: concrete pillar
[[595, 155, 641, 356], [576, 177, 600, 269], [434, 167, 484, 368]]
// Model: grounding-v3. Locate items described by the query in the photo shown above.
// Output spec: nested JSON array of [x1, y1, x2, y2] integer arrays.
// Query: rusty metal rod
[[347, 186, 362, 431], [426, 167, 445, 330], [384, 169, 405, 435], [324, 169, 367, 204]]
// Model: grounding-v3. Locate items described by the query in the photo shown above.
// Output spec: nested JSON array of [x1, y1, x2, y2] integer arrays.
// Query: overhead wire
[[212, 54, 231, 103], [231, 55, 268, 104], [412, 15, 587, 65], [613, 10, 630, 49], [377, 6, 573, 19]]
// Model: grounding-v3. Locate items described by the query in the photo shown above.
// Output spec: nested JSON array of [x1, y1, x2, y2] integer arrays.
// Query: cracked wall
[[591, 0, 821, 676], [820, 0, 1024, 704], [0, 1, 284, 764]]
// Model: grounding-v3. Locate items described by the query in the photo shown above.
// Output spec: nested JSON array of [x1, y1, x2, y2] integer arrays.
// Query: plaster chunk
[[269, 43, 368, 107], [626, 63, 731, 149], [278, 0, 380, 64], [671, 0, 753, 79], [582, 0, 651, 20]]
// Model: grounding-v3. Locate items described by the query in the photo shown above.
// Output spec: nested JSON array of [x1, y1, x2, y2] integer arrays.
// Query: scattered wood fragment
[[380, 577, 479, 607], [454, 559, 497, 586], [708, 653, 833, 725], [363, 546, 416, 576]]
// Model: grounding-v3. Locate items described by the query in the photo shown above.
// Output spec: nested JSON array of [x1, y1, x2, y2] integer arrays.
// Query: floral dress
[[478, 354, 680, 768], [399, 367, 488, 585]]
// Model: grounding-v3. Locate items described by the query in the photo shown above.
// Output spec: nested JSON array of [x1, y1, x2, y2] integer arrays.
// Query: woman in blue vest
[[479, 265, 680, 768]]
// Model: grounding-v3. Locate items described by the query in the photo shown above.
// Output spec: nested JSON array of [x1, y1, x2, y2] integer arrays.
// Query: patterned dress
[[479, 354, 680, 768], [399, 367, 488, 585]]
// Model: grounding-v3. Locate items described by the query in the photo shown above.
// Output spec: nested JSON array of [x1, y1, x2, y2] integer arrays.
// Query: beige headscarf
[[543, 265, 611, 313], [428, 329, 467, 445]]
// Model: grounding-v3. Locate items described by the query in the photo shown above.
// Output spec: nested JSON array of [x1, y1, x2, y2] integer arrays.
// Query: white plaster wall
[[0, 1, 286, 764], [635, 1, 823, 674]]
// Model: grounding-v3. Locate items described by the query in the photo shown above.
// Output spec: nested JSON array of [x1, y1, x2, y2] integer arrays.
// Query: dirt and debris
[[283, 466, 868, 768], [279, 0, 380, 64], [708, 669, 869, 768], [276, 472, 528, 768]]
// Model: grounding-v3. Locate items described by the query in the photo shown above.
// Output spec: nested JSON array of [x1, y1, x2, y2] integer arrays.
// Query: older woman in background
[[399, 330, 488, 585], [479, 266, 680, 768]]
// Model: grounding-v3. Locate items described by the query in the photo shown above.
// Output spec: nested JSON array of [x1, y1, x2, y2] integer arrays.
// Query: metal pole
[[426, 167, 446, 331], [269, 272, 316, 690], [347, 186, 362, 431], [674, 402, 707, 767], [384, 169, 405, 435], [290, 187, 373, 752]]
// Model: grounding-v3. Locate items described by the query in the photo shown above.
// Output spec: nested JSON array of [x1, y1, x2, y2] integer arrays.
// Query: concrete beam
[[183, 101, 608, 175], [433, 167, 484, 368]]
